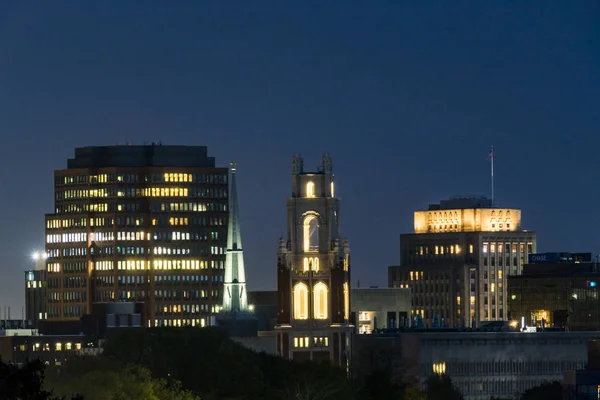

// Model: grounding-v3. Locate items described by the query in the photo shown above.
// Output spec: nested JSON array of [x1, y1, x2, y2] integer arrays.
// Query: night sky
[[0, 2, 598, 313]]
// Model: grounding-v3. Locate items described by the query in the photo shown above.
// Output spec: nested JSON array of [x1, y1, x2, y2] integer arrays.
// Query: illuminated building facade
[[508, 254, 600, 331], [389, 197, 536, 327], [44, 145, 228, 328], [275, 154, 352, 366]]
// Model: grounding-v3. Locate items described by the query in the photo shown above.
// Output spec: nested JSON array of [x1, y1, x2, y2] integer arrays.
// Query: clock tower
[[275, 154, 352, 368]]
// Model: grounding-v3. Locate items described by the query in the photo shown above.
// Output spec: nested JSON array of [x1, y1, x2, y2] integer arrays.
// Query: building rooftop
[[427, 196, 492, 210], [66, 144, 217, 169]]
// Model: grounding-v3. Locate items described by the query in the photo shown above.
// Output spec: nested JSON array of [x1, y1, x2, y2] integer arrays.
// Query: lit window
[[303, 215, 319, 252], [306, 181, 315, 198], [293, 337, 310, 348], [433, 362, 446, 374], [313, 282, 328, 319], [293, 283, 308, 320], [343, 282, 349, 320], [330, 181, 335, 197]]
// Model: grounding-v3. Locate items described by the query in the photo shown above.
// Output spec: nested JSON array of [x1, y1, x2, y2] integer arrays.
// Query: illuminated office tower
[[44, 145, 228, 327], [275, 154, 352, 366], [388, 197, 536, 328]]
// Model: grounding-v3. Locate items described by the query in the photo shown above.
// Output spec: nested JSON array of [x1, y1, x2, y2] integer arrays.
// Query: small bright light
[[248, 304, 255, 312], [31, 251, 47, 261]]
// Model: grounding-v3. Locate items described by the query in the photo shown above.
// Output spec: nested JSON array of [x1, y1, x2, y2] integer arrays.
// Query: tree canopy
[[425, 374, 464, 400], [519, 381, 562, 400], [46, 327, 353, 400], [0, 358, 82, 400]]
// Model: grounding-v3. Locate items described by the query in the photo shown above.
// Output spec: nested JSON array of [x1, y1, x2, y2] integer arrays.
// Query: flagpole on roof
[[490, 146, 495, 207]]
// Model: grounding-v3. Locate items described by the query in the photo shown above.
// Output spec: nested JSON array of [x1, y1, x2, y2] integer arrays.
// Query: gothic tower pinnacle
[[222, 160, 248, 313]]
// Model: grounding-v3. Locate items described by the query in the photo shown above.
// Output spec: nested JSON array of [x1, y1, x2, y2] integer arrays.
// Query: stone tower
[[275, 154, 352, 367]]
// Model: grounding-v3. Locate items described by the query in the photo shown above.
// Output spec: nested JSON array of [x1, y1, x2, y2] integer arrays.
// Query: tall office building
[[25, 252, 48, 328], [44, 145, 228, 327], [275, 154, 352, 367], [388, 197, 536, 327]]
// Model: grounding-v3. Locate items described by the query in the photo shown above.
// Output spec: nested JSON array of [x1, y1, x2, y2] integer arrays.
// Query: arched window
[[343, 282, 349, 320], [303, 215, 319, 252], [306, 181, 315, 198], [330, 181, 335, 197], [313, 282, 328, 319], [293, 282, 308, 320], [303, 257, 319, 272]]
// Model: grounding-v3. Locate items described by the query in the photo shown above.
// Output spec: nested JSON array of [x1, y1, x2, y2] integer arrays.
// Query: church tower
[[222, 161, 248, 313], [216, 161, 257, 337], [275, 154, 352, 367]]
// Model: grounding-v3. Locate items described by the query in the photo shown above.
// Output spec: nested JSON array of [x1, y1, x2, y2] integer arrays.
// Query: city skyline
[[1, 2, 599, 313]]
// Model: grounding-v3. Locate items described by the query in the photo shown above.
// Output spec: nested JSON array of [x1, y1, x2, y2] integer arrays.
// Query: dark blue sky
[[0, 1, 598, 312]]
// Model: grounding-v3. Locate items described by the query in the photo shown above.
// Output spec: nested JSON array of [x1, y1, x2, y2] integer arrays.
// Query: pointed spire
[[222, 160, 248, 313]]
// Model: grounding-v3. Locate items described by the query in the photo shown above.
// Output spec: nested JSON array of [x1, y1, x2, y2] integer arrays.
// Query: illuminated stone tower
[[222, 161, 248, 313], [216, 161, 256, 337], [275, 154, 352, 367]]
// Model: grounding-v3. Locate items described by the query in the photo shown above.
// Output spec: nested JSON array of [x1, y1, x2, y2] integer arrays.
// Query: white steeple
[[222, 161, 248, 312]]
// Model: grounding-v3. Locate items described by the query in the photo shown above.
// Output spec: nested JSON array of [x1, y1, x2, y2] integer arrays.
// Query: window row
[[56, 173, 227, 186], [293, 336, 330, 348]]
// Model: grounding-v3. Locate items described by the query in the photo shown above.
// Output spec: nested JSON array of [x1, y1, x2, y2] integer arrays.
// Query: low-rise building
[[350, 287, 411, 333], [353, 330, 600, 400], [507, 253, 600, 331], [0, 334, 93, 366]]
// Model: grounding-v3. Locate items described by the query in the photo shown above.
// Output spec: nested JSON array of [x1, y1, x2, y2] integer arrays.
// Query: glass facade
[[508, 263, 600, 331]]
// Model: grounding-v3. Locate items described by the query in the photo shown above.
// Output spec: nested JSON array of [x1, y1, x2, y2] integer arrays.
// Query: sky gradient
[[0, 1, 599, 313]]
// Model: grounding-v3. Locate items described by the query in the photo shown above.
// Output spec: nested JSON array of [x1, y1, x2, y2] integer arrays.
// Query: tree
[[100, 327, 352, 400], [425, 374, 463, 400], [45, 357, 199, 400], [402, 386, 426, 400], [0, 358, 82, 400], [357, 369, 405, 399], [520, 381, 561, 400]]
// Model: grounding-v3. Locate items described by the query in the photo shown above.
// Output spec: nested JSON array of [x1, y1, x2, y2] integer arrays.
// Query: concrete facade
[[351, 288, 412, 333], [389, 197, 536, 327]]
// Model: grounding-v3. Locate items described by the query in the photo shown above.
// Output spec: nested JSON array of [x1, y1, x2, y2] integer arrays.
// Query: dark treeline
[[0, 328, 563, 400]]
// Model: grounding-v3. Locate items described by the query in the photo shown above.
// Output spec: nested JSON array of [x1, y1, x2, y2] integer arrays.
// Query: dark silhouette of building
[[44, 144, 228, 328], [1, 302, 144, 367], [25, 269, 46, 328]]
